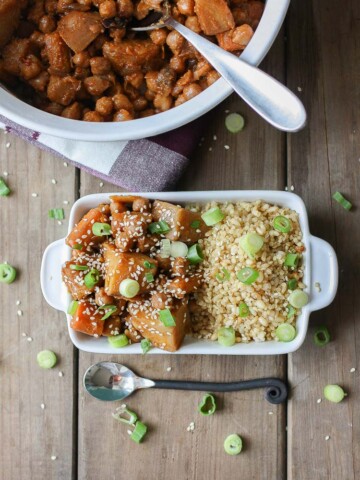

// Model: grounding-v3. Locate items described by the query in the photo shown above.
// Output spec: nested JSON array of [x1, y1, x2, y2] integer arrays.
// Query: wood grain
[[286, 0, 360, 478], [77, 35, 287, 480]]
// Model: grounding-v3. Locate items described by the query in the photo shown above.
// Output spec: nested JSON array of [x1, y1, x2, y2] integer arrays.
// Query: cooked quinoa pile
[[190, 201, 305, 343]]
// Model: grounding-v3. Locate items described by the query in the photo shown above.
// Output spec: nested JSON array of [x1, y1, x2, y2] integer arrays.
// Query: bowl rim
[[0, 0, 290, 141]]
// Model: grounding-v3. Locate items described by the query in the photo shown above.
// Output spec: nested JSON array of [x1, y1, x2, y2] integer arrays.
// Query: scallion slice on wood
[[284, 253, 300, 268], [201, 207, 225, 226], [36, 350, 57, 369], [84, 268, 100, 288], [70, 264, 88, 271], [225, 113, 245, 133], [187, 244, 204, 264], [48, 208, 65, 220], [313, 326, 331, 347], [218, 327, 236, 347], [288, 289, 308, 308], [215, 268, 230, 282], [112, 406, 138, 425], [198, 393, 217, 416], [67, 300, 78, 315], [0, 177, 11, 196], [159, 308, 176, 327], [239, 233, 264, 257], [141, 339, 152, 354], [273, 216, 292, 233], [170, 241, 188, 258], [108, 334, 129, 348], [237, 267, 259, 285], [332, 191, 352, 211], [148, 220, 170, 234], [324, 384, 346, 403], [287, 278, 298, 290], [275, 323, 296, 342], [98, 304, 117, 321], [92, 222, 111, 236], [238, 302, 249, 317], [224, 434, 243, 455], [130, 421, 148, 443], [0, 263, 17, 284], [119, 279, 140, 298]]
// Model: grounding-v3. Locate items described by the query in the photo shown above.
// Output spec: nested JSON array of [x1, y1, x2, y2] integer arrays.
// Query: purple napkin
[[0, 114, 205, 191]]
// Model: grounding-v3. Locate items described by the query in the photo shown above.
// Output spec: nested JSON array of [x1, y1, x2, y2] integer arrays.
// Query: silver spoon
[[131, 2, 306, 132], [84, 361, 288, 404]]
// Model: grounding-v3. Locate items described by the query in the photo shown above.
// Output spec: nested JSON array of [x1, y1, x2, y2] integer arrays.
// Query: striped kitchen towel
[[0, 114, 205, 191]]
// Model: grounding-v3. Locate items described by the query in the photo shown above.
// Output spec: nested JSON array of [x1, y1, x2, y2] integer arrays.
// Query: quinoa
[[190, 201, 305, 343]]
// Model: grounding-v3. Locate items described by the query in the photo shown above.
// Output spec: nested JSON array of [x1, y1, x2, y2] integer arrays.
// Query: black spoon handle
[[152, 377, 288, 405]]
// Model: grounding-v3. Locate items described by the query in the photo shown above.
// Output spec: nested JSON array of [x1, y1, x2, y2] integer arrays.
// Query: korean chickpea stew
[[62, 196, 308, 352], [0, 0, 264, 122]]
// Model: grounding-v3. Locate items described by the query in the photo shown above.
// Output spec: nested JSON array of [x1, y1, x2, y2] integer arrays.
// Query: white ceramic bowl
[[41, 190, 338, 355], [0, 0, 290, 142]]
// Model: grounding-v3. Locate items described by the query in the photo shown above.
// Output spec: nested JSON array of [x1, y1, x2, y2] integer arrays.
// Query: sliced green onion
[[159, 239, 171, 258], [84, 268, 100, 288], [237, 267, 259, 285], [198, 393, 216, 416], [215, 268, 230, 282], [0, 177, 11, 196], [239, 233, 264, 258], [108, 334, 129, 348], [238, 302, 249, 317], [187, 244, 204, 264], [0, 263, 17, 284], [130, 421, 148, 443], [67, 300, 78, 315], [141, 338, 152, 354], [170, 241, 188, 258], [313, 326, 331, 347], [112, 406, 138, 425], [284, 253, 300, 268], [225, 112, 245, 133], [273, 216, 292, 233], [218, 327, 236, 347], [119, 279, 140, 298], [148, 220, 170, 234], [70, 264, 89, 271], [224, 434, 243, 455], [144, 261, 155, 269], [145, 272, 154, 283], [36, 350, 57, 369], [332, 191, 352, 211], [288, 289, 308, 308], [99, 304, 117, 321], [92, 222, 111, 236], [324, 384, 346, 403], [287, 305, 296, 318], [48, 208, 64, 220], [275, 323, 296, 342], [72, 244, 83, 250], [287, 278, 298, 290], [190, 220, 201, 229], [159, 308, 176, 327], [201, 207, 225, 226]]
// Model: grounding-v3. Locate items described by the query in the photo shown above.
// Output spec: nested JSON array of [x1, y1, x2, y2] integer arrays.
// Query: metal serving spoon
[[84, 361, 288, 405], [131, 1, 306, 132]]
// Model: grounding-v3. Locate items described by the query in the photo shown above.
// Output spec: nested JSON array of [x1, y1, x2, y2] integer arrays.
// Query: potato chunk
[[103, 40, 161, 76], [66, 207, 110, 250], [70, 300, 104, 337], [129, 299, 189, 352], [194, 0, 235, 35], [58, 11, 104, 54]]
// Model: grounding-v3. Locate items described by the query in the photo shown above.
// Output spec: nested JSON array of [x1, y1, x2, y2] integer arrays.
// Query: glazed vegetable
[[108, 334, 129, 348], [70, 300, 104, 337], [187, 244, 204, 264], [119, 279, 140, 298], [66, 207, 110, 249]]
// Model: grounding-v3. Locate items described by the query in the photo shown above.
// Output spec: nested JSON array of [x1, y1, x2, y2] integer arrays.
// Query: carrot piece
[[70, 300, 104, 337], [66, 207, 110, 250]]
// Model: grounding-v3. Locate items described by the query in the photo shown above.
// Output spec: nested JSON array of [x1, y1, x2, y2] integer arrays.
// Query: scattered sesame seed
[[209, 147, 212, 151], [51, 455, 57, 461], [290, 185, 295, 191], [27, 337, 33, 342], [213, 135, 217, 141], [127, 429, 132, 435], [285, 186, 288, 191], [31, 193, 38, 198], [225, 109, 230, 113], [99, 182, 104, 187], [325, 435, 330, 441], [224, 145, 230, 150], [317, 398, 322, 404], [58, 371, 64, 377], [21, 332, 27, 337], [63, 162, 68, 167], [314, 282, 321, 292], [63, 200, 69, 205], [3, 171, 8, 177], [297, 86, 302, 92], [166, 367, 172, 372], [17, 310, 23, 316], [350, 367, 356, 373], [57, 221, 62, 226], [40, 403, 45, 410], [51, 179, 57, 184], [5, 142, 11, 148], [16, 300, 21, 306], [268, 411, 274, 415]]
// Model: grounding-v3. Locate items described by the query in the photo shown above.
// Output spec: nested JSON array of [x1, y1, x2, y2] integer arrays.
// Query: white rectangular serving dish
[[41, 191, 338, 355]]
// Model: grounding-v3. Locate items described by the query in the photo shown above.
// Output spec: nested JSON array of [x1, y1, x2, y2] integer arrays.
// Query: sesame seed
[[63, 162, 68, 167], [27, 337, 33, 342], [63, 200, 69, 205], [5, 142, 11, 148], [166, 367, 172, 372], [57, 221, 62, 226], [40, 403, 45, 409], [290, 185, 295, 191], [17, 310, 23, 316], [51, 179, 57, 184], [99, 182, 104, 187], [350, 367, 356, 373], [51, 455, 57, 461], [325, 435, 330, 441], [16, 300, 21, 306], [3, 171, 8, 176], [317, 398, 322, 404], [213, 135, 217, 141], [21, 332, 27, 337], [58, 371, 64, 377], [224, 145, 230, 150], [31, 193, 38, 197], [297, 86, 302, 92], [268, 411, 274, 415]]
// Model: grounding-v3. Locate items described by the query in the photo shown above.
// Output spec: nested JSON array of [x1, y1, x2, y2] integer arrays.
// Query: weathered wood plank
[[78, 35, 287, 480], [0, 133, 77, 480], [287, 0, 360, 478]]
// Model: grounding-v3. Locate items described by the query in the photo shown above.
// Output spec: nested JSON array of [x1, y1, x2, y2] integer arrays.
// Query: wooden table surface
[[1, 1, 359, 479]]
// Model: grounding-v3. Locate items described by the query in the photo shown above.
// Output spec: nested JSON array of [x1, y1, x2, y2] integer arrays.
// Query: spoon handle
[[166, 17, 306, 132], [152, 377, 287, 404]]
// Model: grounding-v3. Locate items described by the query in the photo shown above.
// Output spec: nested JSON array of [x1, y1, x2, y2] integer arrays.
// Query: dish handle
[[309, 235, 338, 312], [40, 238, 67, 312]]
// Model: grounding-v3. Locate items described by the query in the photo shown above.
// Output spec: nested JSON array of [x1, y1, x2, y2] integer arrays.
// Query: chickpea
[[83, 111, 104, 122], [149, 29, 168, 46], [74, 66, 90, 79], [61, 102, 83, 120], [44, 102, 64, 115], [113, 109, 134, 121], [176, 0, 194, 16], [90, 57, 111, 75], [185, 15, 201, 33], [124, 72, 144, 89], [112, 93, 133, 111], [169, 55, 186, 74], [72, 51, 90, 68], [144, 90, 155, 101], [123, 83, 140, 100], [109, 28, 126, 43], [108, 82, 124, 96], [145, 71, 159, 93], [29, 31, 45, 48], [182, 82, 202, 100], [139, 108, 155, 118], [117, 0, 134, 18], [166, 30, 184, 55], [57, 0, 74, 13], [153, 94, 173, 112], [78, 0, 93, 6], [193, 59, 212, 80], [207, 70, 220, 86], [45, 0, 58, 14], [83, 76, 111, 96], [96, 97, 114, 116], [99, 0, 117, 18], [28, 71, 49, 92], [20, 55, 43, 80], [133, 96, 148, 112], [38, 15, 56, 33]]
